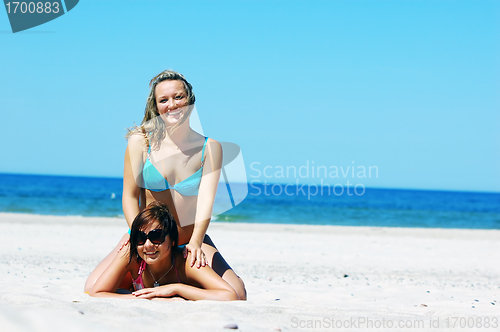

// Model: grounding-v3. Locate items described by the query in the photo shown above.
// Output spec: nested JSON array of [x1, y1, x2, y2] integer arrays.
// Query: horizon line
[[1, 171, 499, 195]]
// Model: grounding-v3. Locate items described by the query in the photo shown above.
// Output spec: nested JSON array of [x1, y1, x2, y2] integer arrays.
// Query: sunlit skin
[[138, 222, 172, 269], [84, 76, 247, 300], [89, 219, 239, 301], [155, 80, 190, 125]]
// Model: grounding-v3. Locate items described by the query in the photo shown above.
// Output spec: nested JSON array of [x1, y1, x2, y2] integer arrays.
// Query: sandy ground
[[0, 213, 498, 332]]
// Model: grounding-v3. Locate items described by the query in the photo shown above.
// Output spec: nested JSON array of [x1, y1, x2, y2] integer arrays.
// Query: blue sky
[[0, 0, 499, 192]]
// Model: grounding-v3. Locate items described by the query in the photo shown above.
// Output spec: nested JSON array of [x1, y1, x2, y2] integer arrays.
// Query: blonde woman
[[85, 70, 246, 300]]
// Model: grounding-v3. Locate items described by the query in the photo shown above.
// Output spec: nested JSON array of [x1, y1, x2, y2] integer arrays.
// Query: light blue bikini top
[[143, 137, 208, 196]]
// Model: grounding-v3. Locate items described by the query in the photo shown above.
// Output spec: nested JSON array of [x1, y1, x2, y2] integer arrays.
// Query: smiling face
[[155, 80, 189, 125], [129, 201, 179, 265], [137, 220, 172, 265]]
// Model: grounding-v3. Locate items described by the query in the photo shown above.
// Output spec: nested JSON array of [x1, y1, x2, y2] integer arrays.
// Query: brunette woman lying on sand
[[89, 202, 239, 301]]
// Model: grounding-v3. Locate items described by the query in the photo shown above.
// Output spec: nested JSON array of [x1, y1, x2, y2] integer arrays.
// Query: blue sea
[[1, 173, 499, 229]]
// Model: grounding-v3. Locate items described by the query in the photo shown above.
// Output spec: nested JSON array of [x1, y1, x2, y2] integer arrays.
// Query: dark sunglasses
[[136, 229, 168, 245]]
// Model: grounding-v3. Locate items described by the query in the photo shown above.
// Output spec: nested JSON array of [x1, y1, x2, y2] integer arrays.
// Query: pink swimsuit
[[132, 257, 180, 291]]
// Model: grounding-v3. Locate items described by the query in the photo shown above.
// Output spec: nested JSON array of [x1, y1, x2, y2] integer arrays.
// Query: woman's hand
[[183, 242, 207, 268], [152, 297, 186, 302], [132, 285, 177, 299], [117, 233, 130, 253]]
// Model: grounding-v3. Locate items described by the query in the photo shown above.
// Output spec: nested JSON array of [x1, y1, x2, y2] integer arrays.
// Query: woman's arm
[[88, 245, 136, 299], [122, 134, 147, 228], [133, 283, 237, 301], [133, 252, 238, 301], [186, 138, 223, 267]]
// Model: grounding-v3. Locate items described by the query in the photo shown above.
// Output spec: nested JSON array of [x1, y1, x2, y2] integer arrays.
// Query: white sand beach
[[0, 213, 498, 331]]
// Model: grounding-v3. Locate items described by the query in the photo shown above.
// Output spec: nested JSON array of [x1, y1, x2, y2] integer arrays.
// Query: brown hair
[[129, 201, 178, 262]]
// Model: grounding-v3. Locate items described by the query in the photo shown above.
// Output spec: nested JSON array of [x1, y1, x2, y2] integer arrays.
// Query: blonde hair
[[126, 70, 196, 147]]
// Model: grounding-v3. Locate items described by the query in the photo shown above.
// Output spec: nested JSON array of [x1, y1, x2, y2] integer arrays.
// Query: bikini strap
[[138, 260, 146, 275], [200, 137, 208, 166]]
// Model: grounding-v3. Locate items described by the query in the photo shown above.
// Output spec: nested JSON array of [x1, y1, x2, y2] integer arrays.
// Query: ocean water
[[0, 173, 499, 229]]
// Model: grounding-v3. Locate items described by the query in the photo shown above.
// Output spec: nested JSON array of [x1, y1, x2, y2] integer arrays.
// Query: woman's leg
[[84, 233, 128, 293], [202, 235, 247, 300]]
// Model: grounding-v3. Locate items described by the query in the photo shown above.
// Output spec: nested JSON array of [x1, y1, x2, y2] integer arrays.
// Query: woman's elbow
[[88, 286, 107, 298], [220, 289, 239, 301]]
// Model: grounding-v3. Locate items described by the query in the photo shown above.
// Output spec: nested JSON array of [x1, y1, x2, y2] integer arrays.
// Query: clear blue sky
[[1, 0, 499, 192]]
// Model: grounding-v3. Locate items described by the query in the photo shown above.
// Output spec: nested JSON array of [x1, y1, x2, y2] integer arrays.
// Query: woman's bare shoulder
[[117, 243, 141, 272], [128, 132, 147, 145], [117, 242, 132, 260], [205, 137, 222, 153], [127, 132, 148, 152], [206, 137, 220, 144]]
